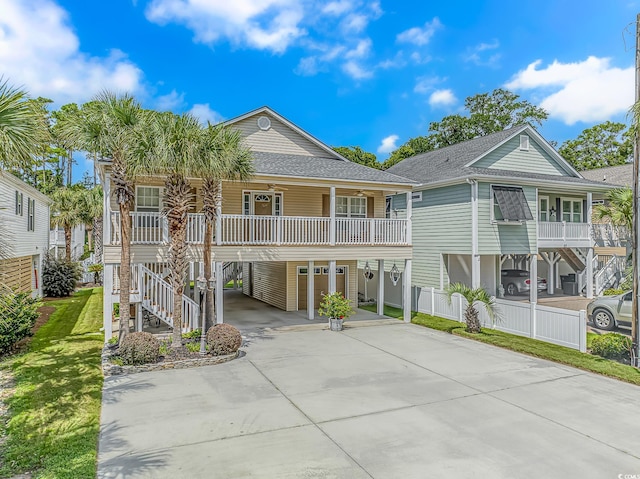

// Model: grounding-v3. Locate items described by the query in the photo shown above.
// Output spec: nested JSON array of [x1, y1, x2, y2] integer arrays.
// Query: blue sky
[[1, 0, 637, 181]]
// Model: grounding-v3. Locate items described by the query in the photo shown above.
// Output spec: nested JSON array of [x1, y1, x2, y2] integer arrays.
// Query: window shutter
[[367, 197, 374, 218], [322, 194, 329, 217], [15, 191, 18, 214]]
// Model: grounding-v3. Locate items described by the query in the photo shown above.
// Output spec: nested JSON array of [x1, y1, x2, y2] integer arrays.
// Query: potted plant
[[318, 292, 354, 331]]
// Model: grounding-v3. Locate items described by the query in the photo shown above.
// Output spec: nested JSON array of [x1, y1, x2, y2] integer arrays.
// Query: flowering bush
[[318, 292, 354, 320]]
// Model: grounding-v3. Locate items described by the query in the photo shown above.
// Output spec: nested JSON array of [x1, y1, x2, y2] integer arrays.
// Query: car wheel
[[592, 309, 615, 331], [506, 283, 518, 295]]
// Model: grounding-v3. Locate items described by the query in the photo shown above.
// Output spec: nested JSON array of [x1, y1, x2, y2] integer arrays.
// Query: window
[[385, 196, 391, 218], [336, 196, 367, 218], [492, 186, 533, 222], [15, 191, 23, 215], [27, 198, 35, 231], [539, 196, 549, 222], [519, 135, 530, 151], [411, 191, 422, 202], [136, 187, 160, 212], [561, 198, 582, 223], [242, 191, 283, 215]]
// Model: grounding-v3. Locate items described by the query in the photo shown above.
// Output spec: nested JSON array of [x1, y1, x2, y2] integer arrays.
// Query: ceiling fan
[[267, 184, 288, 191], [353, 190, 374, 197]]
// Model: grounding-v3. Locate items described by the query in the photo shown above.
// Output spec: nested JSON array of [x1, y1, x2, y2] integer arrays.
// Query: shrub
[[118, 332, 161, 365], [318, 291, 354, 320], [182, 329, 201, 340], [107, 336, 118, 346], [42, 255, 81, 297], [0, 292, 40, 354], [603, 288, 625, 296], [591, 333, 632, 361], [185, 342, 201, 352], [206, 324, 242, 356]]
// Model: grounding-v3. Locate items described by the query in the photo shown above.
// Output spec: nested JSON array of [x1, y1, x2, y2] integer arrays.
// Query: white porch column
[[470, 180, 480, 288], [136, 303, 143, 332], [377, 259, 385, 316], [405, 191, 413, 244], [216, 181, 223, 246], [307, 260, 315, 320], [529, 255, 538, 303], [215, 261, 224, 324], [103, 172, 111, 246], [328, 260, 337, 294], [586, 247, 594, 299], [403, 259, 412, 323], [103, 264, 114, 342], [329, 186, 336, 246]]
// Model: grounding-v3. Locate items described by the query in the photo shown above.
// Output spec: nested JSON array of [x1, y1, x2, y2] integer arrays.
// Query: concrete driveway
[[99, 321, 640, 478]]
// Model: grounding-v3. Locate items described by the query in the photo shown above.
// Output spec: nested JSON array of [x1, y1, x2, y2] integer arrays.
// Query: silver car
[[500, 269, 547, 296], [587, 291, 633, 331]]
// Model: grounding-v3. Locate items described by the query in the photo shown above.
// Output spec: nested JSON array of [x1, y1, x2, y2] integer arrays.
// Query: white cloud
[[396, 18, 442, 46], [295, 56, 319, 76], [188, 103, 224, 125], [342, 61, 373, 79], [413, 76, 444, 94], [155, 89, 185, 111], [464, 39, 500, 67], [428, 89, 457, 108], [323, 1, 353, 16], [0, 0, 144, 104], [505, 56, 634, 124], [146, 0, 305, 54], [345, 38, 372, 59], [377, 134, 399, 154]]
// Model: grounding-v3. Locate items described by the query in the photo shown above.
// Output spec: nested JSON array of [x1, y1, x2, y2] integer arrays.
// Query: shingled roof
[[386, 125, 612, 189], [252, 152, 415, 185], [580, 164, 632, 187]]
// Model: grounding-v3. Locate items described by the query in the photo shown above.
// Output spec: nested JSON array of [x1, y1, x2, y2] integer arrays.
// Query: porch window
[[561, 198, 582, 223], [539, 196, 549, 222], [336, 196, 367, 218], [492, 186, 533, 222], [136, 187, 160, 212]]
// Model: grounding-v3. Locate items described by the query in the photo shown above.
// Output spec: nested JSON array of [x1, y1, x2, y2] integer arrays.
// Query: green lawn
[[363, 304, 640, 386], [0, 288, 104, 479]]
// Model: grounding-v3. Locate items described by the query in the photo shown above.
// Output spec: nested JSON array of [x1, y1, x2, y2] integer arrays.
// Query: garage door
[[298, 266, 346, 310]]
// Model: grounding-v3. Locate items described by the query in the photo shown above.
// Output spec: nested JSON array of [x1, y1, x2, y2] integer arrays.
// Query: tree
[[196, 124, 253, 330], [594, 187, 632, 232], [445, 283, 499, 333], [51, 187, 84, 261], [333, 146, 380, 169], [384, 88, 548, 168], [61, 92, 148, 343], [558, 122, 632, 171], [79, 186, 103, 254], [0, 79, 50, 169]]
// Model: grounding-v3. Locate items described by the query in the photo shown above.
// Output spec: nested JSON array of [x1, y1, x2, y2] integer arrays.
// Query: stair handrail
[[594, 255, 622, 295]]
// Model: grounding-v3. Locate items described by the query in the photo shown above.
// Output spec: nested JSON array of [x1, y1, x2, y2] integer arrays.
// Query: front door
[[253, 193, 274, 216]]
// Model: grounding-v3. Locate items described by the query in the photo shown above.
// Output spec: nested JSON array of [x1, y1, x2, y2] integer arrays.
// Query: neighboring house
[[97, 107, 415, 341], [49, 224, 86, 260], [580, 163, 632, 187], [0, 171, 52, 296], [385, 124, 615, 300]]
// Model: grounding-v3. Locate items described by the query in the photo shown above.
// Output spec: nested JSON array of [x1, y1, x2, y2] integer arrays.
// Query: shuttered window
[[492, 186, 533, 222], [15, 191, 23, 215], [27, 198, 35, 231]]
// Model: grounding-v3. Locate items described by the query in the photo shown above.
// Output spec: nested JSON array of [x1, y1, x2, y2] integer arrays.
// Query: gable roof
[[224, 106, 349, 162], [579, 164, 632, 187], [0, 170, 52, 204], [386, 125, 610, 191]]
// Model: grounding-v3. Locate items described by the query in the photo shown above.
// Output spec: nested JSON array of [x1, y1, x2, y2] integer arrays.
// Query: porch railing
[[109, 212, 409, 246], [538, 221, 590, 241]]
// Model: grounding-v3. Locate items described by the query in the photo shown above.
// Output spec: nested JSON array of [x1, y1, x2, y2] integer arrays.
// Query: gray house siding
[[411, 184, 472, 287], [472, 135, 570, 176], [477, 182, 537, 255]]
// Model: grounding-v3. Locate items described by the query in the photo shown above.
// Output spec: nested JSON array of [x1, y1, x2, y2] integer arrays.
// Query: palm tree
[[150, 112, 202, 347], [61, 92, 150, 342], [196, 124, 253, 330], [51, 187, 84, 261], [445, 283, 499, 333], [594, 187, 632, 232], [0, 78, 50, 169], [80, 186, 104, 255]]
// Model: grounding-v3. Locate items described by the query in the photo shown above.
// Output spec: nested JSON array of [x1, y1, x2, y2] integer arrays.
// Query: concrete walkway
[[99, 321, 640, 478]]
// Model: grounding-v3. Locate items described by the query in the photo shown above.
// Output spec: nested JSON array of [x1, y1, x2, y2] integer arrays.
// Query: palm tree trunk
[[203, 220, 214, 331], [201, 178, 219, 331], [465, 305, 482, 333], [86, 225, 93, 251], [165, 174, 191, 347], [94, 217, 103, 263], [118, 202, 132, 342], [64, 225, 71, 262]]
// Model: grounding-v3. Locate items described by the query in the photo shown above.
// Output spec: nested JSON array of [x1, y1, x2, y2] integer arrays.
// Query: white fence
[[538, 221, 590, 240], [414, 287, 587, 352]]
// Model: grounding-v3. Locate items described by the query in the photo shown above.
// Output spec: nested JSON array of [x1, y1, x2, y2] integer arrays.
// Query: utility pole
[[633, 12, 640, 366]]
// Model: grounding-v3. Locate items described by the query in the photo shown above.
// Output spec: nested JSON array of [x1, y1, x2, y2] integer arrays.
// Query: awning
[[493, 186, 533, 221]]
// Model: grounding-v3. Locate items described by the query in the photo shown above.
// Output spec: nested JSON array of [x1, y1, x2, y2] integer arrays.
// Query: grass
[[362, 304, 640, 386], [0, 288, 104, 479]]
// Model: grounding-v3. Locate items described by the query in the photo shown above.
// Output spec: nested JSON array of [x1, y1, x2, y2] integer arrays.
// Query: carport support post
[[586, 248, 594, 299], [403, 259, 412, 323], [529, 255, 538, 304], [215, 261, 224, 324], [377, 259, 385, 316], [307, 260, 315, 320], [329, 186, 336, 246], [328, 260, 337, 294]]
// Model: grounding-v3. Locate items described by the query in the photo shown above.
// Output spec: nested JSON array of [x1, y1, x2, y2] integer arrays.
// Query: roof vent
[[257, 116, 271, 131]]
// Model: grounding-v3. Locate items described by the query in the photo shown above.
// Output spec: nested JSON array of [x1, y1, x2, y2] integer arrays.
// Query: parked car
[[500, 269, 547, 296], [587, 291, 633, 331]]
